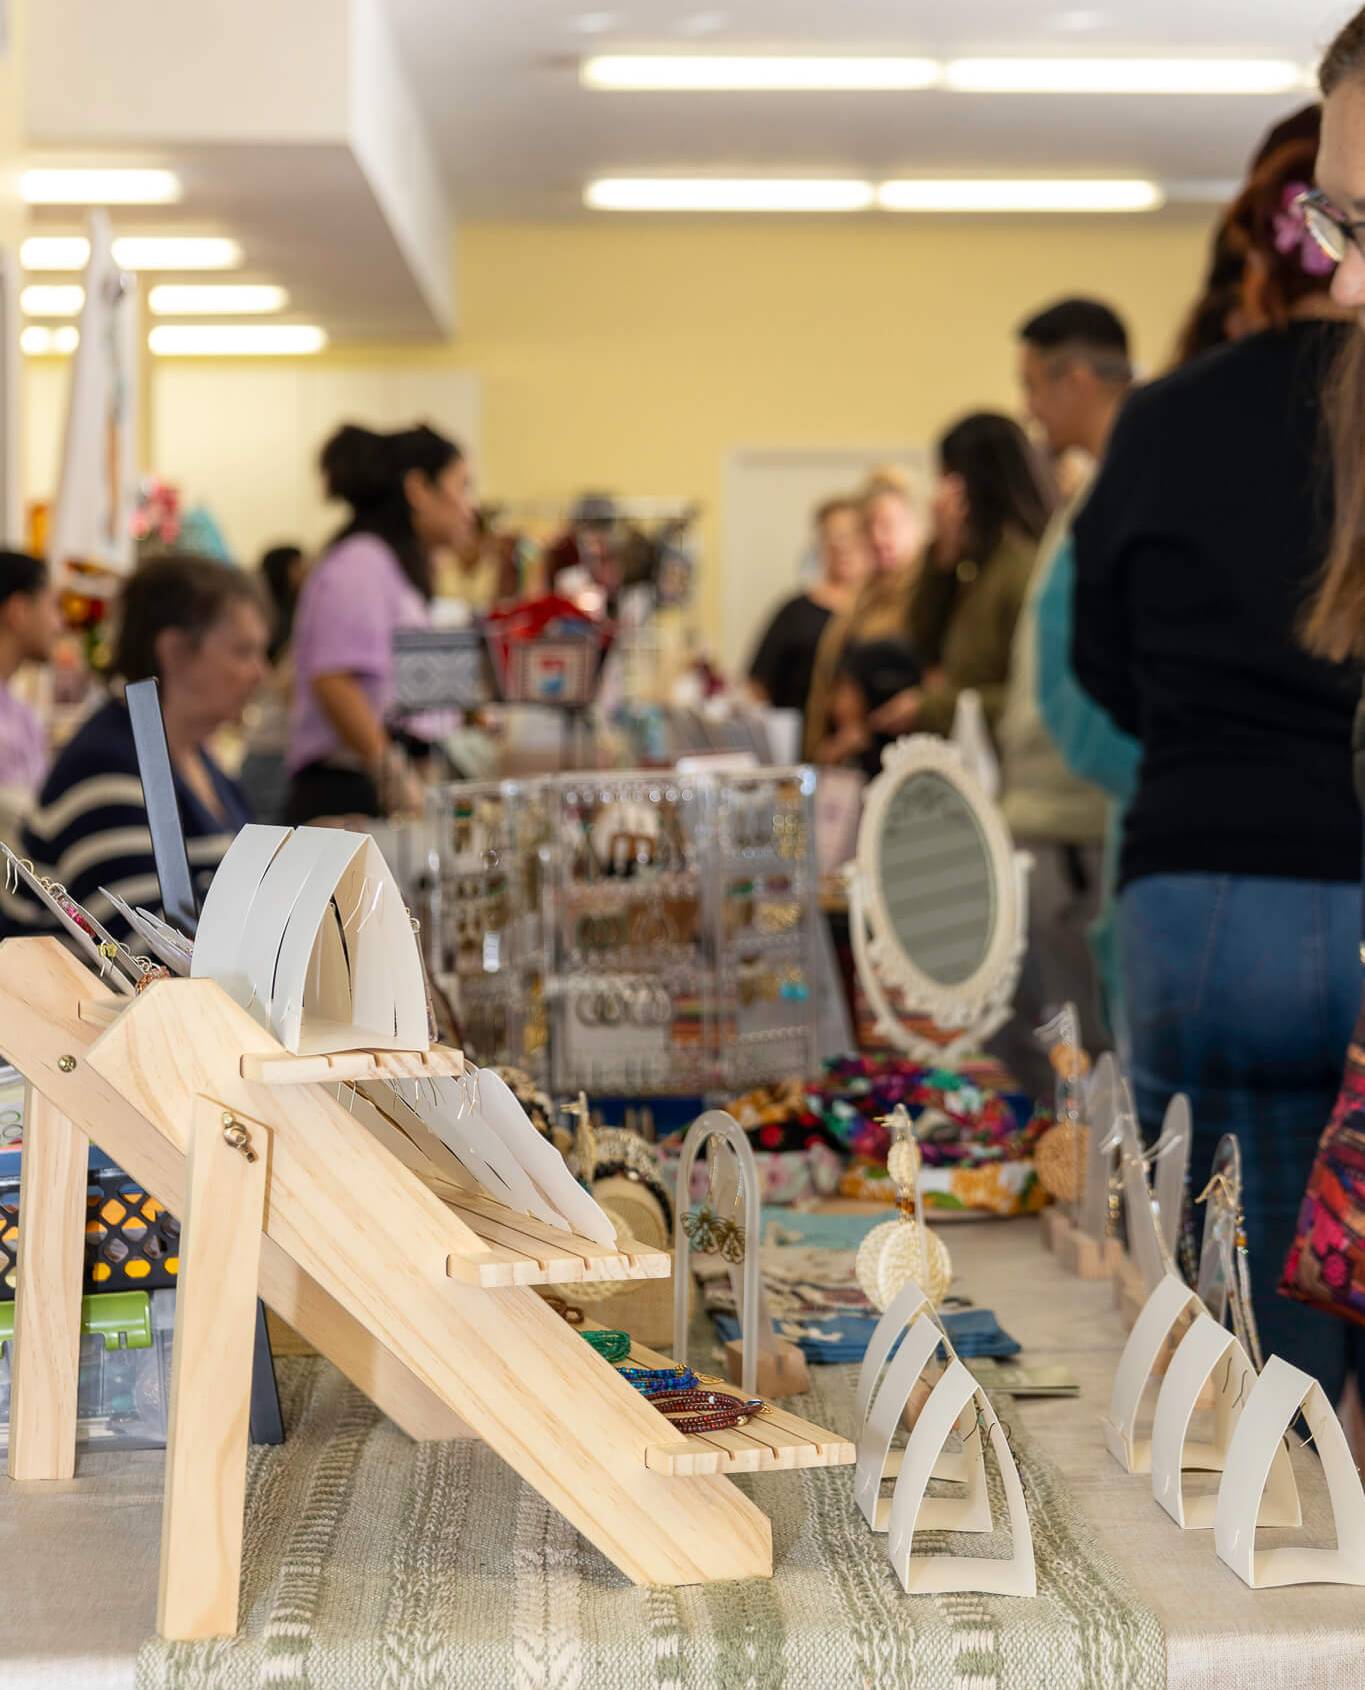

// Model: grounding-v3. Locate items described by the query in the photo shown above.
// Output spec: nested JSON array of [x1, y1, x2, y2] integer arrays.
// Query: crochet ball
[[855, 1217, 952, 1310], [1034, 1121, 1088, 1202]]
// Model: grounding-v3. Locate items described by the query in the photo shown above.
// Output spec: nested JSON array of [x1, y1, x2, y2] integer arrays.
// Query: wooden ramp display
[[0, 939, 852, 1642], [611, 1330, 855, 1478]]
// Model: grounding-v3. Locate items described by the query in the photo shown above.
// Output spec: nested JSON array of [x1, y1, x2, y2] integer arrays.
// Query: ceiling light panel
[[878, 178, 1164, 212], [20, 237, 92, 271], [20, 285, 85, 317], [21, 168, 181, 204], [944, 58, 1311, 95], [148, 324, 328, 356], [586, 177, 876, 211], [148, 284, 288, 316], [114, 237, 244, 271], [21, 236, 245, 272], [21, 326, 80, 355], [582, 54, 941, 90]]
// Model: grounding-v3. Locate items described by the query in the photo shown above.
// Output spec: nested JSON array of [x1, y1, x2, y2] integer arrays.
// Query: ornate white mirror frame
[[844, 734, 1029, 1065]]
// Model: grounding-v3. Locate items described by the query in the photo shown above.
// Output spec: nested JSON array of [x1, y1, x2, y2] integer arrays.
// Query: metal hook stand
[[672, 1110, 809, 1399]]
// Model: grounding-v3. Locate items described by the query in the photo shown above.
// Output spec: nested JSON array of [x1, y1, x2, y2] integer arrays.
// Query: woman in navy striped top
[[1, 555, 269, 943]]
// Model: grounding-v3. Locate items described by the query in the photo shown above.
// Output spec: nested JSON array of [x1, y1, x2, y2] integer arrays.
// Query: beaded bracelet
[[618, 1366, 702, 1397], [650, 1386, 766, 1435], [581, 1328, 631, 1363]]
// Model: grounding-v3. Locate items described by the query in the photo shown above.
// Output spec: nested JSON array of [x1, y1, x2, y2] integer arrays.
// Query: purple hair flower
[[1275, 181, 1337, 278]]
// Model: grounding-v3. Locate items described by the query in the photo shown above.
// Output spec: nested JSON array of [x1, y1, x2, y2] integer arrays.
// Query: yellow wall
[[355, 215, 1215, 634], [24, 211, 1220, 641]]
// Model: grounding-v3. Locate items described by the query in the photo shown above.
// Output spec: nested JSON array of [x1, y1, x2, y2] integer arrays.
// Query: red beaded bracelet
[[651, 1387, 766, 1434]]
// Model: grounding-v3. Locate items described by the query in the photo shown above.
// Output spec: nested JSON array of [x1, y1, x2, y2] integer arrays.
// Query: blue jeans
[[1119, 873, 1365, 1401]]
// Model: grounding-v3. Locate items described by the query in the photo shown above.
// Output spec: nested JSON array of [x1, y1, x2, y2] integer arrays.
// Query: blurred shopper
[[1172, 107, 1322, 368], [1290, 4, 1365, 1392], [869, 414, 1055, 741], [0, 551, 61, 798], [1073, 136, 1361, 1394], [748, 495, 871, 733], [805, 470, 922, 759], [988, 301, 1133, 1097], [0, 556, 267, 943], [287, 423, 473, 823], [239, 542, 305, 824]]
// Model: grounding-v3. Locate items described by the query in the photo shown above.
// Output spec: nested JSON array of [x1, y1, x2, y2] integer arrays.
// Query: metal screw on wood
[[220, 1112, 258, 1163], [57, 1054, 77, 1073]]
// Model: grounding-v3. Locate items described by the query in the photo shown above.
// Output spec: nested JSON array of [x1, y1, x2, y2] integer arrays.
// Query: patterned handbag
[[1279, 1002, 1365, 1329]]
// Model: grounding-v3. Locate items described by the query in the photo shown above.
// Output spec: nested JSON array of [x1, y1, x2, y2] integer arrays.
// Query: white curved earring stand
[[886, 1359, 1037, 1597], [1153, 1093, 1192, 1263], [855, 1277, 933, 1430], [1215, 1357, 1365, 1589], [854, 1276, 969, 1490], [856, 1314, 987, 1534], [1078, 1052, 1119, 1246], [673, 1111, 775, 1399], [1114, 1089, 1170, 1295], [949, 688, 1001, 801], [1150, 1313, 1299, 1531], [410, 1073, 567, 1229], [1103, 1273, 1203, 1474], [473, 1067, 617, 1246], [195, 825, 429, 1056]]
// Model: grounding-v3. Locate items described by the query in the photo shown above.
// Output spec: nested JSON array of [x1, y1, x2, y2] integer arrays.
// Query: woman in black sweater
[[1073, 136, 1363, 1397]]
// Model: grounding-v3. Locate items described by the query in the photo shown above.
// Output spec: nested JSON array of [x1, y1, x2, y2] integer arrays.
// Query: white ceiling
[[23, 145, 442, 342], [17, 0, 1355, 342], [388, 0, 1349, 217]]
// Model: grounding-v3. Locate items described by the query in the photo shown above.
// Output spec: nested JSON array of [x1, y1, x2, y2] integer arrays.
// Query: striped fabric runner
[[137, 1358, 1162, 1690]]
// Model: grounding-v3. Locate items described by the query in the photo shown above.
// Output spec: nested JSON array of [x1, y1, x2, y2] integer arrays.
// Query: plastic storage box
[[0, 1286, 176, 1453]]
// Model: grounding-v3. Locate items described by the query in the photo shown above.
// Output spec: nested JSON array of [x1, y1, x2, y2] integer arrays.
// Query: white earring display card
[[855, 1315, 985, 1534], [1215, 1357, 1365, 1589], [1103, 1273, 1202, 1474], [1150, 1313, 1299, 1531], [1153, 1094, 1192, 1263], [854, 1277, 932, 1431], [474, 1066, 618, 1245], [194, 825, 430, 1055], [886, 1359, 1036, 1597]]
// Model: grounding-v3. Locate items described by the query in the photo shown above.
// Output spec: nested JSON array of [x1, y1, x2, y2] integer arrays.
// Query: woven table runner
[[137, 1358, 1164, 1690]]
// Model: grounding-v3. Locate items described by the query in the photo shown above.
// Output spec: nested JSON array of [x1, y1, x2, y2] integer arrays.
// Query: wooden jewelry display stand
[[0, 939, 854, 1640]]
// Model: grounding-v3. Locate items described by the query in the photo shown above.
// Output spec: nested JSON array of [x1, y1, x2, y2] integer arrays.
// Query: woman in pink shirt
[[286, 423, 473, 824]]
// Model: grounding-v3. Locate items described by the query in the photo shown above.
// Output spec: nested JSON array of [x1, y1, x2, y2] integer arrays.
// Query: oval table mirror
[[845, 735, 1029, 1065]]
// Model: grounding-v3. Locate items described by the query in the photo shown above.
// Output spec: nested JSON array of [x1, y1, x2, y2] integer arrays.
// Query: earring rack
[[0, 936, 854, 1641], [419, 768, 822, 1096]]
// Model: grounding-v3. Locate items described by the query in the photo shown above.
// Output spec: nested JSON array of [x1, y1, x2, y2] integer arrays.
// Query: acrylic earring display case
[[423, 767, 822, 1096], [421, 781, 551, 1082]]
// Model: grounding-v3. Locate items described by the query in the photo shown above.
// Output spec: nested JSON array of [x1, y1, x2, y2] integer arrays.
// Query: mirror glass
[[876, 771, 996, 987], [1196, 1133, 1242, 1324]]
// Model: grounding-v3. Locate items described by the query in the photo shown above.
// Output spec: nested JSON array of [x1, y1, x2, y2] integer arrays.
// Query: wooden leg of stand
[[158, 1100, 268, 1641], [8, 1088, 87, 1483]]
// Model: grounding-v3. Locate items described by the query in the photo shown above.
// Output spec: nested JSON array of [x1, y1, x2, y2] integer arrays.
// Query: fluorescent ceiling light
[[586, 177, 875, 211], [582, 54, 940, 90], [21, 168, 181, 204], [114, 237, 244, 271], [148, 284, 288, 316], [878, 178, 1164, 212], [21, 235, 244, 272], [20, 237, 92, 271], [148, 324, 328, 356], [21, 326, 80, 355], [20, 285, 85, 318], [944, 57, 1310, 95]]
